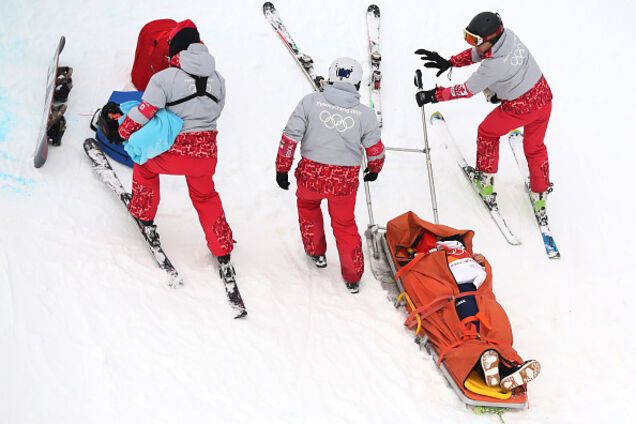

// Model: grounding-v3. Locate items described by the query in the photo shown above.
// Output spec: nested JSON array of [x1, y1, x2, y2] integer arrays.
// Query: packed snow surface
[[1, 0, 634, 423]]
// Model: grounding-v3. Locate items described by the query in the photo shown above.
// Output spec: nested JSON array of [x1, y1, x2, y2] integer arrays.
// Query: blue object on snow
[[118, 100, 183, 165], [95, 91, 142, 167]]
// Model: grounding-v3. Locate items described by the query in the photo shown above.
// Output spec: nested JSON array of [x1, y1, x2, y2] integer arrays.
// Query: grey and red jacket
[[437, 29, 552, 115], [276, 82, 385, 196], [119, 43, 225, 158]]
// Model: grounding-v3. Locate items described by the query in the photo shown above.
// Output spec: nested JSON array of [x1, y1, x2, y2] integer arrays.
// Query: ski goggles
[[463, 25, 504, 46]]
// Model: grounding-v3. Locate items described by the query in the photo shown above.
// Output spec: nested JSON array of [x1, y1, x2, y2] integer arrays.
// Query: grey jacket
[[283, 82, 383, 167], [465, 29, 543, 101], [128, 43, 226, 132]]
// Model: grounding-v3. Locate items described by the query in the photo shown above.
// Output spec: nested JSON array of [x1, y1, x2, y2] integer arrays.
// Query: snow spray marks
[[0, 97, 12, 144], [0, 173, 35, 194], [0, 100, 35, 194]]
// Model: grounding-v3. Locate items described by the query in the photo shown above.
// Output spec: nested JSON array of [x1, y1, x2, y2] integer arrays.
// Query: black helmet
[[464, 12, 504, 46]]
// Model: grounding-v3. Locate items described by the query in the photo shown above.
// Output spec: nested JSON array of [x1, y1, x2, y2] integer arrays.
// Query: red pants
[[476, 102, 552, 193], [129, 152, 234, 257], [296, 184, 364, 283]]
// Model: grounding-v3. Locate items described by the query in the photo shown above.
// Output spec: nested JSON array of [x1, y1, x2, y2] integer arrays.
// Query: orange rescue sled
[[369, 211, 529, 408]]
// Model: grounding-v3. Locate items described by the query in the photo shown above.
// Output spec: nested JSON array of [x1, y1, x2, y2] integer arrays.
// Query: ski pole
[[414, 69, 439, 224], [362, 151, 383, 260], [362, 155, 375, 227]]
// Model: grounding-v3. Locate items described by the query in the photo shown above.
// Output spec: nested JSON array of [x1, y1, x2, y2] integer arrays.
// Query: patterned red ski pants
[[476, 102, 552, 193], [296, 185, 364, 284], [129, 153, 234, 257]]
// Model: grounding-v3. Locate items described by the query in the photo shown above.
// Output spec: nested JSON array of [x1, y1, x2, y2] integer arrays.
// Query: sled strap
[[90, 108, 101, 131], [437, 340, 465, 366], [404, 295, 454, 329], [394, 252, 428, 281], [474, 311, 491, 330], [436, 333, 501, 367], [404, 290, 480, 331], [165, 74, 219, 107], [397, 291, 423, 335]]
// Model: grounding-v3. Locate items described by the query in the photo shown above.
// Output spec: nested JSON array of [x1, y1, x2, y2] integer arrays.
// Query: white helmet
[[328, 57, 363, 86]]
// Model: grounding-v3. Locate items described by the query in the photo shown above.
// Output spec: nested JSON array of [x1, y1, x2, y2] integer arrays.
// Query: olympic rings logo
[[319, 110, 355, 133], [509, 44, 526, 66]]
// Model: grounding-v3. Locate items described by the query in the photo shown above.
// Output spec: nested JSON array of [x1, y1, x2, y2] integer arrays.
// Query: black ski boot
[[47, 116, 66, 146], [309, 254, 327, 268], [217, 254, 247, 318], [134, 217, 160, 248], [121, 194, 161, 248], [345, 281, 360, 294], [53, 67, 74, 103], [140, 222, 160, 247], [218, 254, 237, 283]]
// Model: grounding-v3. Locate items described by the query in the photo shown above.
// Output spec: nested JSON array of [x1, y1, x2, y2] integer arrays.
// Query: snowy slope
[[1, 0, 635, 422]]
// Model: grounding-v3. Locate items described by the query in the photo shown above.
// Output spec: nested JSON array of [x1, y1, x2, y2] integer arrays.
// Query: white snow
[[1, 0, 635, 423]]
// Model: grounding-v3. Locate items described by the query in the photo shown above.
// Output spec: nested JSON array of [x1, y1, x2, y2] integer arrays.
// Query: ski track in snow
[[1, 0, 635, 423]]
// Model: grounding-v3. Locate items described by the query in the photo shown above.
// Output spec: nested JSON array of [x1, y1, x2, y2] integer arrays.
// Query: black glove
[[483, 89, 501, 104], [276, 172, 290, 190], [415, 49, 451, 77], [363, 168, 379, 182], [415, 89, 437, 107]]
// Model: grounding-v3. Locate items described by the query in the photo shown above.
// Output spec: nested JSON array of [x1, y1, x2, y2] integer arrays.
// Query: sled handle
[[414, 69, 423, 90], [89, 108, 101, 132]]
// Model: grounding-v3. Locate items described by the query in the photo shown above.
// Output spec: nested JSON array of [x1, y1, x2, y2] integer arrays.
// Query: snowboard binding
[[47, 103, 67, 130], [47, 116, 66, 146], [46, 67, 73, 146], [54, 66, 73, 102]]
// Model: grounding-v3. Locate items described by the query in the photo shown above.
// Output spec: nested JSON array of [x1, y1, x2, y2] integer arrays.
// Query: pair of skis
[[263, 3, 557, 258], [264, 2, 385, 267], [263, 2, 384, 127], [429, 112, 559, 259], [83, 139, 247, 318]]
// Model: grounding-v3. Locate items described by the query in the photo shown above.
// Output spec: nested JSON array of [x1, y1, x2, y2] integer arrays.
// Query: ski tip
[[430, 111, 445, 123], [83, 137, 102, 153], [83, 137, 98, 150], [543, 236, 560, 259], [168, 275, 184, 289], [367, 4, 380, 15], [234, 309, 248, 319], [414, 69, 423, 89]]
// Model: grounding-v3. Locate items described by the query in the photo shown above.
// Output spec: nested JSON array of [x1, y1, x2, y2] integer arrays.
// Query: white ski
[[263, 2, 323, 92], [430, 112, 521, 245], [83, 138, 184, 288], [366, 4, 382, 127], [508, 130, 560, 258]]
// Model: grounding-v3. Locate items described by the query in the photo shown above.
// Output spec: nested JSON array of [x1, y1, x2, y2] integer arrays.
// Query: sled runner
[[367, 212, 529, 409]]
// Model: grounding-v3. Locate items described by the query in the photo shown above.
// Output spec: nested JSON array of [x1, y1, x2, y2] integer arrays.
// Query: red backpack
[[131, 19, 177, 90]]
